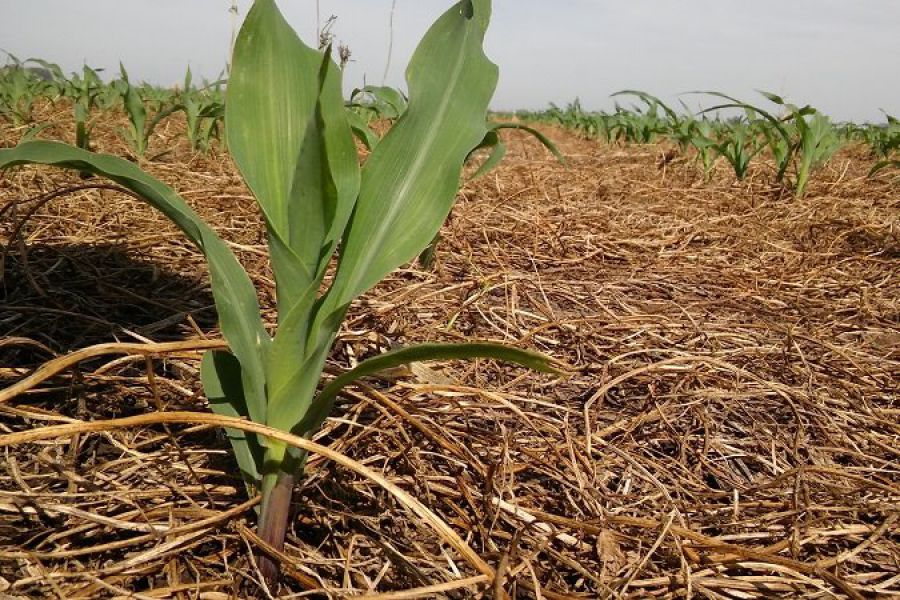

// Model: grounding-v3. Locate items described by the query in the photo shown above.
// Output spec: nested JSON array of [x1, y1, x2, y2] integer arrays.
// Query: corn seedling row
[[522, 91, 898, 195]]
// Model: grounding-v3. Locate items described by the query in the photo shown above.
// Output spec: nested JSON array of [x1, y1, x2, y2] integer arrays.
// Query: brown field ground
[[1, 105, 898, 599]]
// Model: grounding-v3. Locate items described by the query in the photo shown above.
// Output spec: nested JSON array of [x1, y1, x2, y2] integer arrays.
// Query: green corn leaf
[[490, 122, 566, 164], [612, 90, 679, 122], [227, 0, 359, 311], [345, 108, 380, 150], [227, 2, 361, 437], [22, 123, 52, 143], [226, 0, 326, 242], [119, 63, 147, 155], [291, 50, 360, 284], [795, 112, 842, 198], [350, 85, 408, 119], [469, 130, 507, 180], [146, 103, 182, 138], [298, 341, 563, 434], [267, 0, 504, 437], [758, 90, 786, 105], [201, 350, 265, 490], [365, 86, 408, 116], [325, 0, 498, 311], [0, 141, 271, 429], [869, 159, 900, 177]]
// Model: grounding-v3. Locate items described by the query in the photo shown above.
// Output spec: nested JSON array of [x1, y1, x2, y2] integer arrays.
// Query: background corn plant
[[0, 54, 48, 125], [863, 112, 899, 177], [171, 68, 226, 153], [7, 50, 892, 189], [0, 0, 560, 585], [522, 90, 869, 196], [116, 64, 180, 158], [713, 118, 766, 181], [688, 119, 719, 179], [699, 91, 845, 197], [66, 65, 105, 151], [348, 84, 408, 120]]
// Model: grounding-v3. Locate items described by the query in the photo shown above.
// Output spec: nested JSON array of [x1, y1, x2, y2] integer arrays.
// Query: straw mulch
[[1, 104, 897, 599]]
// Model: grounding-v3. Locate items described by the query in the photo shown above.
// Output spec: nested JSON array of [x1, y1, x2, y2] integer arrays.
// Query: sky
[[1, 0, 898, 123]]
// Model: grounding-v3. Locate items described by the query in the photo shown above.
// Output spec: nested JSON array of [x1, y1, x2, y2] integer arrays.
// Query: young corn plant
[[98, 75, 126, 111], [612, 97, 670, 144], [348, 84, 409, 120], [792, 111, 842, 198], [867, 112, 899, 159], [755, 92, 843, 197], [117, 64, 179, 158], [590, 113, 619, 143], [139, 82, 177, 114], [545, 99, 582, 130], [67, 65, 106, 151], [869, 159, 900, 179], [710, 119, 764, 181], [689, 119, 719, 180], [0, 55, 44, 125], [340, 85, 407, 151], [866, 114, 899, 178], [173, 68, 226, 153], [696, 92, 794, 183], [0, 0, 559, 584], [25, 58, 68, 100], [613, 90, 692, 150], [699, 91, 843, 197]]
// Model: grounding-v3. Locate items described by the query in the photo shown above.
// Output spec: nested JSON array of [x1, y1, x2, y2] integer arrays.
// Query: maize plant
[[756, 92, 843, 197], [700, 91, 844, 197], [545, 100, 583, 130], [793, 111, 842, 198], [613, 90, 692, 149], [98, 75, 127, 110], [689, 119, 719, 179], [697, 92, 799, 184], [612, 96, 671, 144], [589, 113, 617, 143], [24, 58, 67, 100], [168, 68, 227, 153], [867, 115, 899, 178], [667, 115, 699, 154], [348, 84, 409, 120], [707, 118, 764, 181], [0, 54, 46, 124], [138, 82, 177, 114], [66, 65, 106, 151], [867, 113, 899, 159], [117, 64, 180, 158], [0, 0, 560, 585]]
